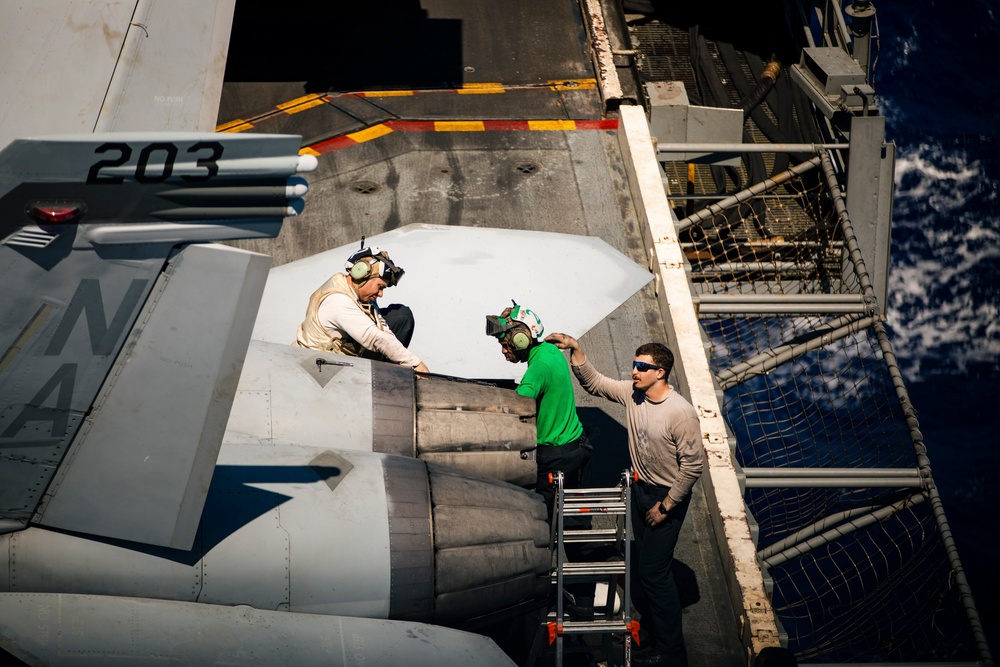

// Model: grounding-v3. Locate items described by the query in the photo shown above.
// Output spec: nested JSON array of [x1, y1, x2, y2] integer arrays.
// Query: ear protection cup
[[350, 260, 372, 282], [510, 327, 531, 350]]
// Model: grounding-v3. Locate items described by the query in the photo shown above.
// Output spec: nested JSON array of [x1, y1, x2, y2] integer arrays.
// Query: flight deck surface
[[218, 1, 744, 664]]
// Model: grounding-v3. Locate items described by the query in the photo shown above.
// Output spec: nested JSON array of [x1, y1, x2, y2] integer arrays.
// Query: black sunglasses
[[632, 361, 662, 373]]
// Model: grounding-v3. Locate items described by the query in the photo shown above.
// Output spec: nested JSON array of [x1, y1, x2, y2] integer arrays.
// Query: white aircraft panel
[[96, 0, 237, 134], [0, 0, 235, 149], [254, 224, 652, 380], [212, 445, 394, 618], [228, 341, 377, 452], [0, 1, 134, 146]]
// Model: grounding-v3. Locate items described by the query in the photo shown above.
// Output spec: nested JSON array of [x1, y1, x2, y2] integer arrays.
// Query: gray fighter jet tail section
[[34, 244, 270, 549], [0, 133, 315, 547]]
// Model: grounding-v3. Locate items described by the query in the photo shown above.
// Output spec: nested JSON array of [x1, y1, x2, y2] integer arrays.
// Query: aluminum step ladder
[[545, 469, 639, 667]]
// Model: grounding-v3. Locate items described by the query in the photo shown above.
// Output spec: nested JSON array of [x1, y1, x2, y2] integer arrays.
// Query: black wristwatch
[[658, 501, 668, 516]]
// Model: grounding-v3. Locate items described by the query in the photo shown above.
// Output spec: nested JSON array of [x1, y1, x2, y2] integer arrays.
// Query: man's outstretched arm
[[544, 332, 587, 366], [548, 332, 631, 405]]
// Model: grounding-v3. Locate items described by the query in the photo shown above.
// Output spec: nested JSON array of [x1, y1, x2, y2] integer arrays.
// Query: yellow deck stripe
[[434, 121, 486, 132], [458, 82, 506, 94], [216, 119, 252, 133], [277, 94, 326, 114], [528, 120, 577, 131], [348, 124, 394, 142], [547, 78, 597, 90]]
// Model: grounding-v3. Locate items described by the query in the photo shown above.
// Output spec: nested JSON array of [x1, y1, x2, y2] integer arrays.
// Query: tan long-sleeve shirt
[[573, 359, 704, 504]]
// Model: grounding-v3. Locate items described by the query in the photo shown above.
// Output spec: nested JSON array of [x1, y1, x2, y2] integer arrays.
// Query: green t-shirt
[[516, 342, 584, 446]]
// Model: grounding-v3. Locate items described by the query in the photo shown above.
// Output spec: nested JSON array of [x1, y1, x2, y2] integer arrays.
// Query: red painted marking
[[384, 120, 437, 132], [483, 120, 531, 131], [310, 135, 358, 154], [575, 119, 619, 130]]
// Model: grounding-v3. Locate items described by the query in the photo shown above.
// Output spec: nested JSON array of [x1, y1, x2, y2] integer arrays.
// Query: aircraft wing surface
[[253, 224, 652, 380], [0, 0, 236, 149]]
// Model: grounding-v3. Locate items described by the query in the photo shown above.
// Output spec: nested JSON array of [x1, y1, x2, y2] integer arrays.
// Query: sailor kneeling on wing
[[295, 241, 429, 373]]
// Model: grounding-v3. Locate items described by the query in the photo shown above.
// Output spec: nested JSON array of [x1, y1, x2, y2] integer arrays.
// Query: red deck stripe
[[384, 120, 436, 131], [483, 120, 531, 131], [310, 135, 358, 154], [574, 119, 619, 130]]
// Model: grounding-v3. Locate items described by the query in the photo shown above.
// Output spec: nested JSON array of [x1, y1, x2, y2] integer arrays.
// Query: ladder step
[[562, 503, 627, 515], [552, 561, 626, 579], [551, 619, 632, 635], [563, 493, 626, 503], [562, 528, 623, 542], [563, 496, 626, 506], [563, 486, 628, 496]]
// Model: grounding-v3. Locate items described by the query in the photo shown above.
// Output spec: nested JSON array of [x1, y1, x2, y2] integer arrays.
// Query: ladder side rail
[[624, 469, 635, 665], [555, 471, 566, 667]]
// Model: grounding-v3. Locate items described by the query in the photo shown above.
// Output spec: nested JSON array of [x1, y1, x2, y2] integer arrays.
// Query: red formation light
[[27, 202, 84, 224]]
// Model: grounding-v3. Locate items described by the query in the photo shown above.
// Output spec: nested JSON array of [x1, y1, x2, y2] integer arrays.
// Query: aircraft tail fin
[[0, 133, 316, 549]]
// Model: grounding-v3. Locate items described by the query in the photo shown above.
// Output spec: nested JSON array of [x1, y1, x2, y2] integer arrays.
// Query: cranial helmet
[[485, 301, 544, 351], [345, 243, 404, 286]]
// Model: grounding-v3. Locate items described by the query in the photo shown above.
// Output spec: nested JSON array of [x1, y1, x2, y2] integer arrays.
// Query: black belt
[[539, 434, 588, 452], [635, 478, 672, 494]]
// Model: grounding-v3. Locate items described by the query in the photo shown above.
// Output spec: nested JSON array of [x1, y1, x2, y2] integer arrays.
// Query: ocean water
[[874, 0, 1000, 654]]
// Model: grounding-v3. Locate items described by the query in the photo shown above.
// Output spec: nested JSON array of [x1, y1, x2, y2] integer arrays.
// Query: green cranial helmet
[[485, 301, 544, 350]]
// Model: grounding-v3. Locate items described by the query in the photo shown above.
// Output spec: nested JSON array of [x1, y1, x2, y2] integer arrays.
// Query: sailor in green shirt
[[485, 302, 590, 516], [487, 302, 596, 618]]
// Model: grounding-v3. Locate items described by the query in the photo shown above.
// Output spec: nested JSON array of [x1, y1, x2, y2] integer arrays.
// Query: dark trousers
[[537, 437, 595, 607], [381, 304, 414, 347], [631, 481, 690, 662], [535, 436, 592, 518]]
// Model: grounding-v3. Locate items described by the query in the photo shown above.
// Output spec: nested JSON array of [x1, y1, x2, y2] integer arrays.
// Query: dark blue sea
[[875, 0, 999, 654]]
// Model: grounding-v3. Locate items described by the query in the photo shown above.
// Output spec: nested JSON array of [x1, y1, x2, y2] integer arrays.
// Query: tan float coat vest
[[294, 273, 384, 357]]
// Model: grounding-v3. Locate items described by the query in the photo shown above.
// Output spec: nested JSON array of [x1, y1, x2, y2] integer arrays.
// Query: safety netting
[[671, 158, 981, 662]]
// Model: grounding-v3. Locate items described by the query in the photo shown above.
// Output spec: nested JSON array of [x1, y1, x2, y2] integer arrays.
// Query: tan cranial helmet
[[345, 245, 404, 286]]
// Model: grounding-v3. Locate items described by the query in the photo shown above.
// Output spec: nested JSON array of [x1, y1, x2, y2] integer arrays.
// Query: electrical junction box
[[645, 81, 743, 166], [791, 47, 876, 117]]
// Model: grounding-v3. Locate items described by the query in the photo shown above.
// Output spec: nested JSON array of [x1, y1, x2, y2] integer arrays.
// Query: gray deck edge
[[616, 104, 781, 658]]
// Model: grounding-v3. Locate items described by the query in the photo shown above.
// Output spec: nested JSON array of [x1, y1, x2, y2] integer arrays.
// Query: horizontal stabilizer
[[253, 224, 652, 380]]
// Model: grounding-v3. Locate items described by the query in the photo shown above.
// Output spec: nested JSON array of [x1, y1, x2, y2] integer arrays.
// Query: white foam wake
[[885, 140, 999, 381]]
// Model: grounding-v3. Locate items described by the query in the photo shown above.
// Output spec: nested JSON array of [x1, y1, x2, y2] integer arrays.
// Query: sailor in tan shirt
[[295, 244, 428, 373], [547, 332, 703, 667]]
